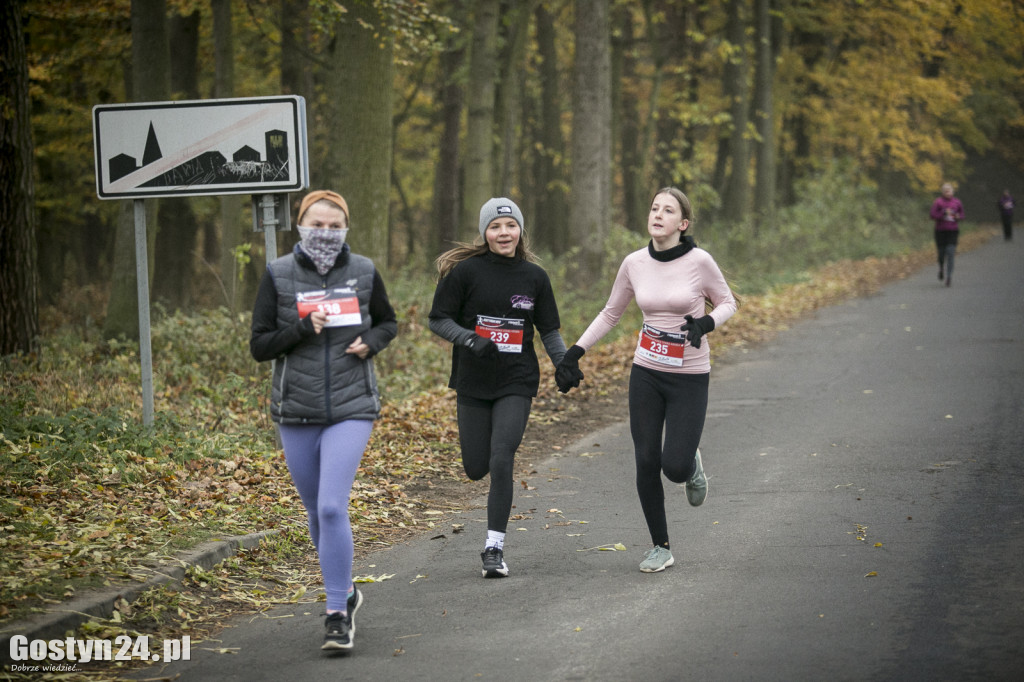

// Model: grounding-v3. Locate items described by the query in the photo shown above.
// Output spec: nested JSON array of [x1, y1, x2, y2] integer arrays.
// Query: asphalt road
[[139, 235, 1024, 682]]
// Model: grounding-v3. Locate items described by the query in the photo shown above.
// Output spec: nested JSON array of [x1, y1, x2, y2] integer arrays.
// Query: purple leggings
[[278, 420, 373, 611]]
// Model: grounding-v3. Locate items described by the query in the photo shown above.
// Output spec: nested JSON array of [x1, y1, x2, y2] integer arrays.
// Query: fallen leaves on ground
[[0, 231, 994, 679]]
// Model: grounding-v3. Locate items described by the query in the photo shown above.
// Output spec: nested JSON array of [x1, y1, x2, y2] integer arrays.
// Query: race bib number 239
[[475, 315, 525, 353]]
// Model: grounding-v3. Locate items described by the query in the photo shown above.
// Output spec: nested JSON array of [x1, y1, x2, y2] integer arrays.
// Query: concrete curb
[[0, 531, 276, 656]]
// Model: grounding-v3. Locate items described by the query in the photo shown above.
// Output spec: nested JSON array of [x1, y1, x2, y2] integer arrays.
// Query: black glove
[[680, 314, 715, 349], [465, 334, 499, 359], [555, 345, 586, 393]]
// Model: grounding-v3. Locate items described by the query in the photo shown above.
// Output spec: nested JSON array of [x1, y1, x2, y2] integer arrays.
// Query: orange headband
[[297, 190, 349, 225]]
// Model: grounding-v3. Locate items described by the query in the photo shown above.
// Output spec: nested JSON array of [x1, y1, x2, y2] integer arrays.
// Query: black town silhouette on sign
[[107, 122, 291, 188]]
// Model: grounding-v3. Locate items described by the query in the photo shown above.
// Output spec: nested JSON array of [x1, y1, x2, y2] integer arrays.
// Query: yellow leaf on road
[[354, 573, 395, 583]]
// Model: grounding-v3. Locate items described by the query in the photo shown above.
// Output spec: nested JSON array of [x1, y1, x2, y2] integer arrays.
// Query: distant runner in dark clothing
[[998, 189, 1014, 241]]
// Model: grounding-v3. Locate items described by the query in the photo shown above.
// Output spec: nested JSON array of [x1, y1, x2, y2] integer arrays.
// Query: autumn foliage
[[0, 228, 995, 633]]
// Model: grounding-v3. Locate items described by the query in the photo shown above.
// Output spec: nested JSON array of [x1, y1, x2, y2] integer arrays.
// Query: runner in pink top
[[556, 187, 737, 573], [929, 182, 964, 287], [574, 234, 735, 374]]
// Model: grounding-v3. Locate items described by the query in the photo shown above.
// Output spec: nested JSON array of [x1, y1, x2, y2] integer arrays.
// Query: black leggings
[[935, 229, 959, 276], [628, 365, 709, 547], [457, 394, 532, 533]]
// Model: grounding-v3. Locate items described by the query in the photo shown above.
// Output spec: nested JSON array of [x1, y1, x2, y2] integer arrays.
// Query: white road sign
[[93, 95, 308, 199]]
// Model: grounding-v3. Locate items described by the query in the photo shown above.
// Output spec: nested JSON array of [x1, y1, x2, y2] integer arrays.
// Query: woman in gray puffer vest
[[250, 190, 397, 653]]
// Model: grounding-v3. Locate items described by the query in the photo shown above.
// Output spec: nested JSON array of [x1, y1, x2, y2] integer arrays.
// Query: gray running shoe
[[639, 546, 674, 573], [685, 448, 708, 507]]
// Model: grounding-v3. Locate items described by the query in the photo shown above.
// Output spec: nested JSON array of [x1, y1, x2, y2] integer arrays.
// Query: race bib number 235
[[636, 324, 686, 367]]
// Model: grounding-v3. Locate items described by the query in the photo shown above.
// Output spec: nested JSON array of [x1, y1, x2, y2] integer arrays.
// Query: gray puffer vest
[[267, 252, 381, 424]]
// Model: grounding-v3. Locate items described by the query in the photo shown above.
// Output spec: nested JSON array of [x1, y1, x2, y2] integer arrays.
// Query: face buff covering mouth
[[297, 225, 349, 276]]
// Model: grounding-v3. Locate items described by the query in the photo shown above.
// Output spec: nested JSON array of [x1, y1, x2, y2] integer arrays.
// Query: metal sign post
[[251, 193, 292, 450], [252, 193, 291, 262], [133, 200, 154, 426]]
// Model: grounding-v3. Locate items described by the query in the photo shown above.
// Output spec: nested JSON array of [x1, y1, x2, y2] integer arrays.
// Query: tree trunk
[[777, 22, 820, 207], [432, 2, 465, 255], [211, 0, 248, 313], [321, 1, 394, 265], [280, 0, 313, 100], [104, 0, 169, 340], [650, 3, 693, 192], [496, 1, 533, 195], [153, 9, 201, 311], [461, 0, 500, 240], [532, 2, 569, 255], [570, 0, 613, 284], [614, 3, 643, 232], [721, 0, 751, 223], [0, 0, 39, 355], [681, 3, 707, 184], [153, 198, 197, 310], [752, 0, 776, 231], [277, 0, 309, 263], [169, 9, 199, 97], [633, 0, 670, 226]]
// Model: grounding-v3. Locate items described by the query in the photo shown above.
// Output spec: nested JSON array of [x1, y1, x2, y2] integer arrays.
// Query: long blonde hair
[[434, 233, 538, 280]]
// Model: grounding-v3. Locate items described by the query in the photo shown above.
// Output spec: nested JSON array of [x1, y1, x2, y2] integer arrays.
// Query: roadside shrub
[[710, 162, 930, 293]]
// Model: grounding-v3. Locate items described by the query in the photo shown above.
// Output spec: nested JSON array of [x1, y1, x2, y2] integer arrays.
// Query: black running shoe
[[322, 612, 353, 651], [481, 547, 509, 578]]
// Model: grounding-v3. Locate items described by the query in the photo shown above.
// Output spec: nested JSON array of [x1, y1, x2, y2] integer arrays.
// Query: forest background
[[1, 0, 1024, 660], [3, 0, 1023, 348]]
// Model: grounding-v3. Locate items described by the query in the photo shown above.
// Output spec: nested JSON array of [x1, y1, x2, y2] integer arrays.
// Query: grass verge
[[0, 227, 995, 680]]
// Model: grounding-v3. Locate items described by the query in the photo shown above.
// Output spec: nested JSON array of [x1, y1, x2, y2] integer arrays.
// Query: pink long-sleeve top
[[930, 196, 964, 231], [576, 245, 737, 374]]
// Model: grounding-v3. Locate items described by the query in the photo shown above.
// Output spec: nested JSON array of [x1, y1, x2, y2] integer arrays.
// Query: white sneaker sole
[[347, 589, 363, 637], [482, 563, 509, 578], [640, 555, 675, 573]]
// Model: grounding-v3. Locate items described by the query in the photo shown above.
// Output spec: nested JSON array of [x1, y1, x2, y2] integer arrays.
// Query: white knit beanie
[[478, 197, 525, 238]]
